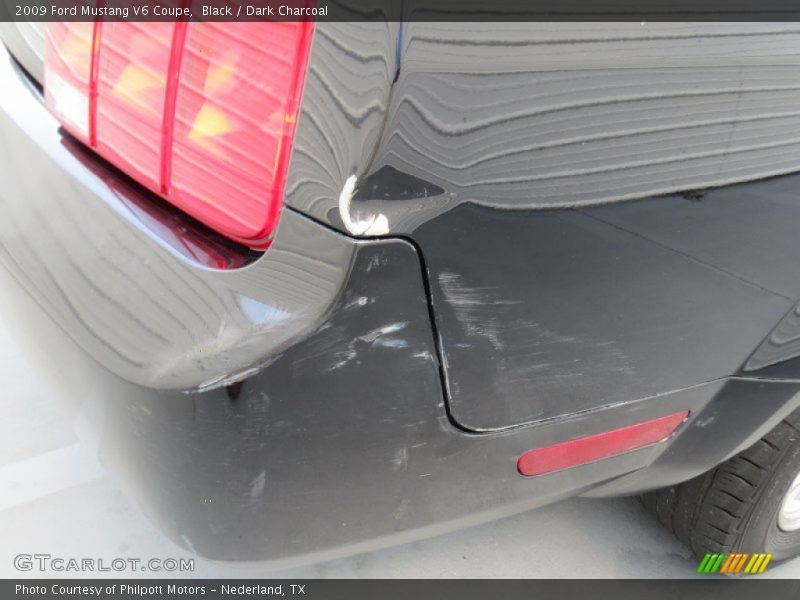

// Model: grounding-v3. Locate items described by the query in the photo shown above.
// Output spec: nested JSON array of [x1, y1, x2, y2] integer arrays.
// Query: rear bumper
[[5, 41, 800, 566], [6, 253, 800, 568]]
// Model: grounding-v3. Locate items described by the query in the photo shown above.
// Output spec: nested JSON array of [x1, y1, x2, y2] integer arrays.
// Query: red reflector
[[44, 20, 313, 248], [517, 411, 689, 477]]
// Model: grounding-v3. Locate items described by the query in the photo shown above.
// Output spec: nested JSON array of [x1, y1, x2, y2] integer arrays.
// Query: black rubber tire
[[641, 407, 800, 563]]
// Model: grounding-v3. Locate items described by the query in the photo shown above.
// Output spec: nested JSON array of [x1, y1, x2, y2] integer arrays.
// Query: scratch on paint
[[438, 271, 519, 350], [248, 471, 266, 505], [358, 322, 408, 344], [392, 447, 409, 472], [438, 271, 637, 385]]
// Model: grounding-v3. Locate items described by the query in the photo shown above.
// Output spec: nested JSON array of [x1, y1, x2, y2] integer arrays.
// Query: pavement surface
[[1, 266, 799, 579]]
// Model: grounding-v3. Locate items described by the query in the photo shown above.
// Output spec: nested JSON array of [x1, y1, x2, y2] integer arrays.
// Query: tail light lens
[[44, 20, 313, 248], [43, 22, 95, 140]]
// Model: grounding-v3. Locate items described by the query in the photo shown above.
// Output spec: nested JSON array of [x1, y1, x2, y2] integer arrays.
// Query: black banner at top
[[4, 0, 800, 22]]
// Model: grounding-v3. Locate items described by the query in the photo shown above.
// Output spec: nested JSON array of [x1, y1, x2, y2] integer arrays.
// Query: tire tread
[[641, 413, 798, 556]]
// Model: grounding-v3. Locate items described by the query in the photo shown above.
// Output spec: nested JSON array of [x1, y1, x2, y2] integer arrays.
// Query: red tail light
[[517, 411, 689, 477], [44, 20, 313, 248]]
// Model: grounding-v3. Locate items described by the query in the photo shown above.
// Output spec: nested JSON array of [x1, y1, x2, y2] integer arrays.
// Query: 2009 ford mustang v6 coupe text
[[4, 20, 800, 566]]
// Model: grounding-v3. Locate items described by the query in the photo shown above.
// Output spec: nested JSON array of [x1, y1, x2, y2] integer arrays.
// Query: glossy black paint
[[6, 22, 800, 564], [5, 226, 800, 564], [282, 22, 800, 434], [589, 378, 800, 497], [310, 23, 800, 234], [413, 180, 800, 431]]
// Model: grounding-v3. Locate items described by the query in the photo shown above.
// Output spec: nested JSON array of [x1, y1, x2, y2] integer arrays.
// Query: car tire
[[641, 407, 800, 563]]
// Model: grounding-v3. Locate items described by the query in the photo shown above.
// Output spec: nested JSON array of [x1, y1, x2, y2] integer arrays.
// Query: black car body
[[4, 21, 800, 565]]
